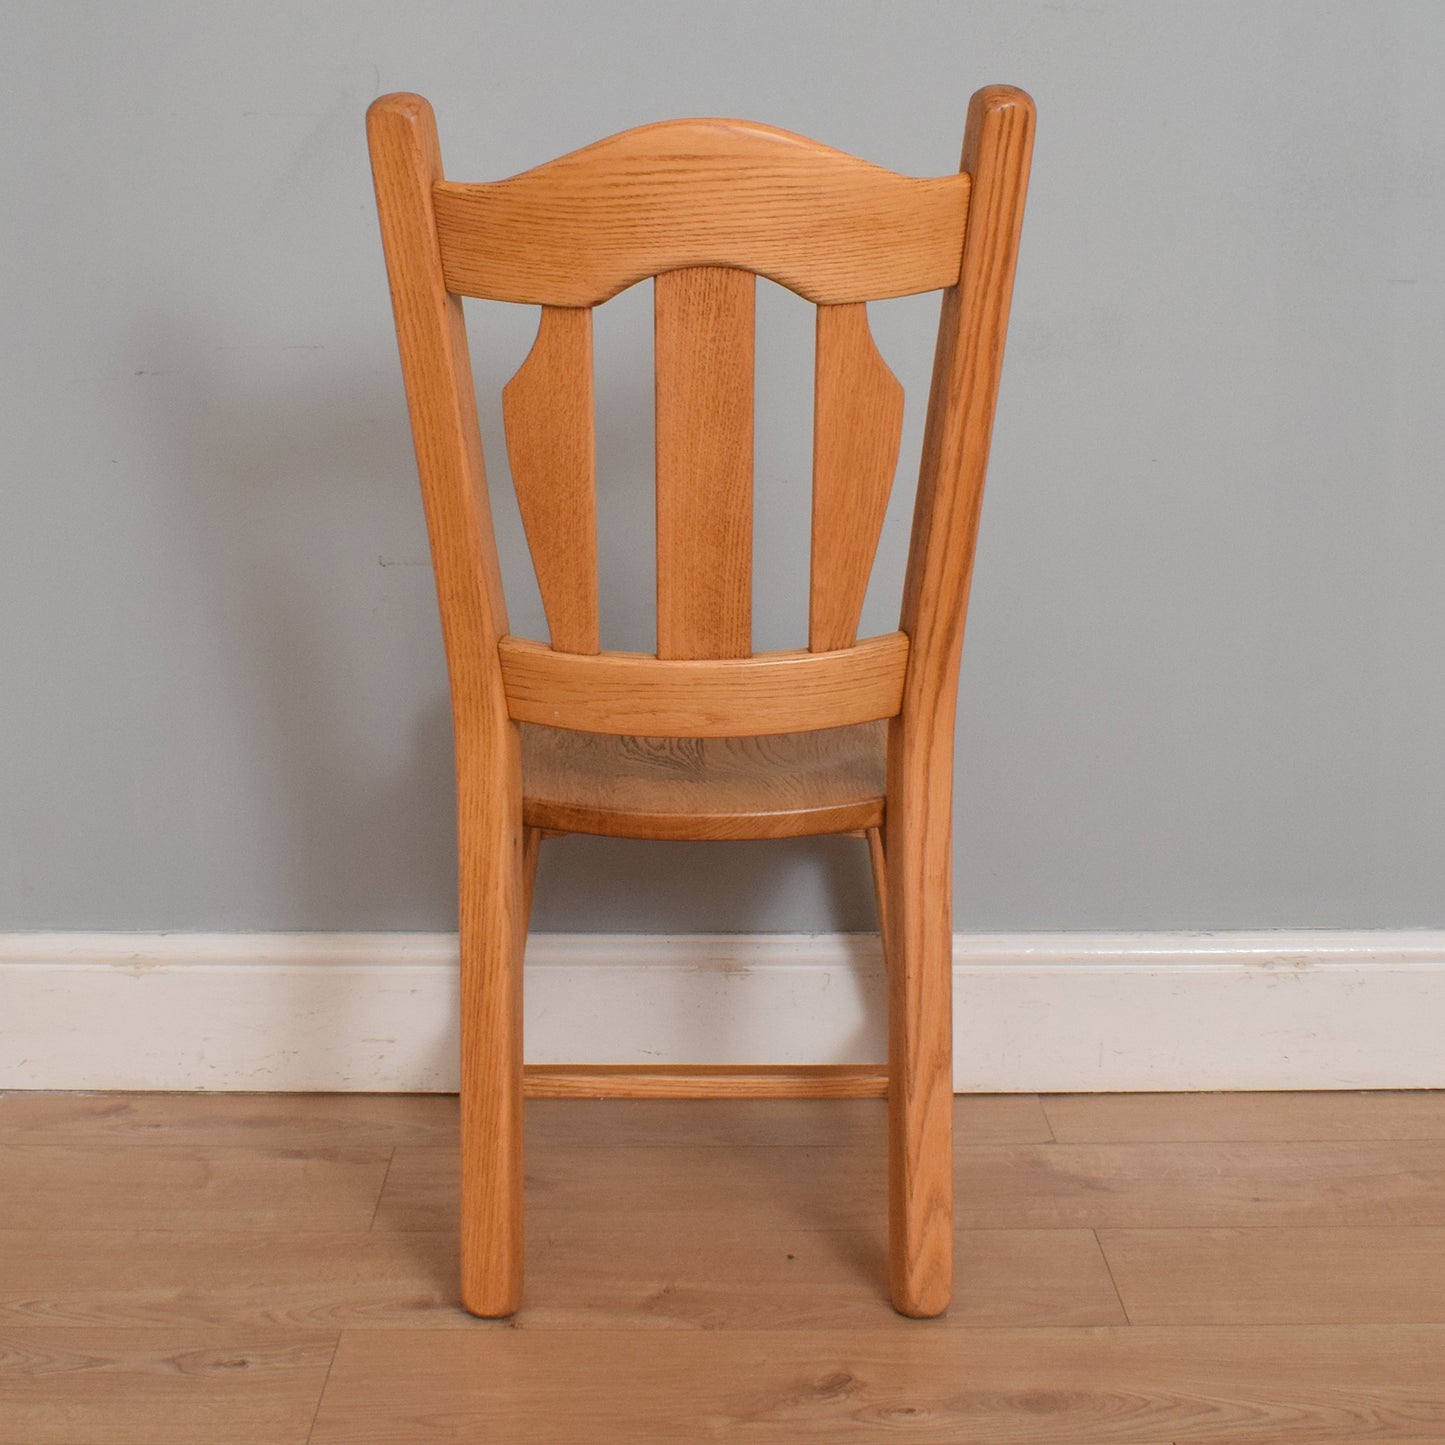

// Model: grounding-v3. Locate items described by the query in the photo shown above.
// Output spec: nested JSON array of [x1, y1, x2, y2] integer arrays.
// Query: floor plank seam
[[1036, 1095, 1060, 1143], [368, 1147, 397, 1231], [1091, 1227, 1133, 1326], [304, 1333, 343, 1445]]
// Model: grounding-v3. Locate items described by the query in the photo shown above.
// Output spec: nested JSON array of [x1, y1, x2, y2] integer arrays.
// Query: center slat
[[654, 266, 756, 660]]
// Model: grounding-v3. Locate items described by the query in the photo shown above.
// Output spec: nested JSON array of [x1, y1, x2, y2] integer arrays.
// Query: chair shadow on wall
[[135, 316, 890, 1287]]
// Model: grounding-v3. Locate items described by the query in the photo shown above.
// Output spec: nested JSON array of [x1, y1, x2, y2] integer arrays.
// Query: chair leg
[[866, 825, 891, 970], [881, 744, 954, 1317], [456, 724, 527, 1317], [522, 825, 543, 924]]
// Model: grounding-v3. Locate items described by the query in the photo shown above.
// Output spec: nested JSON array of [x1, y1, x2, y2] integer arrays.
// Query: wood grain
[[453, 735, 526, 1318], [1043, 1090, 1445, 1143], [865, 823, 891, 968], [0, 1231, 463, 1330], [499, 632, 908, 736], [0, 1227, 1119, 1332], [502, 305, 598, 653], [1099, 1227, 1445, 1325], [0, 1146, 391, 1232], [366, 93, 509, 677], [369, 1132, 1445, 1236], [809, 303, 904, 651], [884, 85, 1035, 1319], [379, 1136, 1445, 1237], [372, 1143, 883, 1236], [431, 117, 970, 306], [8, 1091, 1445, 1440], [654, 265, 755, 659], [524, 1064, 888, 1099], [0, 1329, 336, 1445], [521, 821, 542, 922], [0, 1091, 460, 1147], [958, 1141, 1445, 1228], [520, 719, 885, 839], [486, 1225, 1123, 1333], [0, 1091, 1052, 1149], [309, 1324, 1445, 1444], [370, 92, 528, 1317], [521, 1093, 1052, 1149]]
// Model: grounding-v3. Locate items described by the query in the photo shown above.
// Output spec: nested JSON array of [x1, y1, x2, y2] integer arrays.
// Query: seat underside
[[520, 719, 887, 840]]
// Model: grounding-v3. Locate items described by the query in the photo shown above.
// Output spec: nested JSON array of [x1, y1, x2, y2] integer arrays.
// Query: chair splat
[[502, 305, 599, 655], [810, 301, 904, 652], [654, 265, 756, 660]]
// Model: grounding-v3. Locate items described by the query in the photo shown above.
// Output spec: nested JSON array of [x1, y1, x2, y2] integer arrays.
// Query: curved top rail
[[432, 117, 970, 305]]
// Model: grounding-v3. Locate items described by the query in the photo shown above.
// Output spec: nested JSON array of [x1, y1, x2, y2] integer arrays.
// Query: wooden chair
[[367, 87, 1034, 1319]]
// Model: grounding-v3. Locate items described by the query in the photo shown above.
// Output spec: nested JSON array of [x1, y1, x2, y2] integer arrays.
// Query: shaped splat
[[809, 302, 904, 652], [502, 305, 598, 655]]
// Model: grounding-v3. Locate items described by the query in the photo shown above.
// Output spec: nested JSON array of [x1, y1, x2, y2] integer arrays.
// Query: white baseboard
[[2, 931, 1442, 1092]]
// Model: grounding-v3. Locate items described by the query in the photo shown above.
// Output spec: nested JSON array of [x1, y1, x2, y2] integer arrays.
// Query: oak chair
[[367, 87, 1034, 1319]]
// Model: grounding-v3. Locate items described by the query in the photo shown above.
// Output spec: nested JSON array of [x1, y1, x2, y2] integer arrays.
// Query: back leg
[[881, 734, 954, 1317], [456, 724, 527, 1317]]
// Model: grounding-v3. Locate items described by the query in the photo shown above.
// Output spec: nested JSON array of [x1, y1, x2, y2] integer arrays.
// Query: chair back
[[368, 92, 1033, 739]]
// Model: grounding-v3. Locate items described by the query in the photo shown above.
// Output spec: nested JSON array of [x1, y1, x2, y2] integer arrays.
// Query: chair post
[[368, 93, 525, 1316], [883, 713, 957, 1317], [456, 718, 526, 1316], [888, 86, 1035, 1317]]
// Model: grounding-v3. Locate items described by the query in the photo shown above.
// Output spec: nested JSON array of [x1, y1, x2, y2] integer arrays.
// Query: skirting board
[[2, 931, 1443, 1093]]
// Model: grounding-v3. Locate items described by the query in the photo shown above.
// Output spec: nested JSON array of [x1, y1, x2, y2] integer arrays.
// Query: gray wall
[[2, 1, 1442, 933]]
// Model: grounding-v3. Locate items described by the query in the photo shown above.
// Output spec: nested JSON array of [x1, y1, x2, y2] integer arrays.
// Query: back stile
[[900, 86, 1034, 686], [884, 85, 1035, 1318], [367, 94, 510, 666], [502, 306, 600, 654], [368, 92, 528, 1318], [654, 266, 756, 660], [809, 302, 905, 652]]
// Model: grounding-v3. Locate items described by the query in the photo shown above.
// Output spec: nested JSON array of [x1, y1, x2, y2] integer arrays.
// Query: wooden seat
[[521, 720, 887, 841], [368, 89, 1034, 1321]]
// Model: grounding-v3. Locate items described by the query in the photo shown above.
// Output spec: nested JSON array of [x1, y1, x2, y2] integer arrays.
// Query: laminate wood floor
[[2, 1090, 1443, 1443]]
